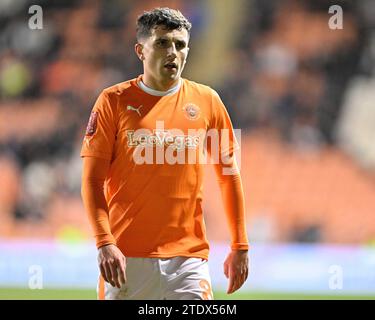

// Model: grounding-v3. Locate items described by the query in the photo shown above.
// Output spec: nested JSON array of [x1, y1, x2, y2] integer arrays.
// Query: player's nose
[[166, 43, 177, 58]]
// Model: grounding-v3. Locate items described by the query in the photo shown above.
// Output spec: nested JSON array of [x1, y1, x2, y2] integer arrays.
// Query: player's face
[[136, 25, 190, 90]]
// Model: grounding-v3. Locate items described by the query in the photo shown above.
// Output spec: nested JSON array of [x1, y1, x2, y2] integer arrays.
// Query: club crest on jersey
[[183, 103, 200, 120], [85, 111, 98, 136]]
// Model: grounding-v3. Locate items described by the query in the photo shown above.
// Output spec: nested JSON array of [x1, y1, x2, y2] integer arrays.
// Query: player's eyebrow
[[154, 36, 169, 42], [155, 36, 186, 44]]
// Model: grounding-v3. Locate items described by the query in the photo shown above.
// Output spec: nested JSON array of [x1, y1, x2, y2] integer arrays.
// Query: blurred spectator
[[336, 77, 375, 171], [0, 52, 32, 98]]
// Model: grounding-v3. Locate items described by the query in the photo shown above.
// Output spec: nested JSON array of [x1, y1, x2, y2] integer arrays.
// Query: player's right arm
[[81, 156, 126, 288]]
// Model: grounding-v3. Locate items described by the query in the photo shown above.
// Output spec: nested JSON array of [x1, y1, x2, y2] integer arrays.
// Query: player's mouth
[[164, 62, 178, 71]]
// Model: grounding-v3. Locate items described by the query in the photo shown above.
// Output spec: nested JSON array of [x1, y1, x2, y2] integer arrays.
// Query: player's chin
[[163, 72, 179, 81]]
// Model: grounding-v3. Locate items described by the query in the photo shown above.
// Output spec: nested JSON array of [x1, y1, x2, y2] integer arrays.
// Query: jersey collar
[[138, 78, 182, 96]]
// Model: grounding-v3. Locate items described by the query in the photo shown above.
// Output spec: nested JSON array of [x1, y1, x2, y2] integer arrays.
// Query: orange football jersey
[[81, 75, 248, 259]]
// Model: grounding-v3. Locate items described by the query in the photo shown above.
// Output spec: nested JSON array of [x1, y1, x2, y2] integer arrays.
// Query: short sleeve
[[208, 90, 239, 161], [80, 91, 117, 160]]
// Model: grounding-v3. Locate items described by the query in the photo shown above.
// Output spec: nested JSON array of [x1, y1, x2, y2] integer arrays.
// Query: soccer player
[[81, 7, 249, 300]]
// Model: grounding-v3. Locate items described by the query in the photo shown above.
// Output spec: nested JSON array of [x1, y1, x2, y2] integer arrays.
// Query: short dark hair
[[136, 7, 192, 41]]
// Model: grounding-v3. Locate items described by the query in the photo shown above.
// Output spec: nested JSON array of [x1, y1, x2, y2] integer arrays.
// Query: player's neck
[[142, 75, 180, 92]]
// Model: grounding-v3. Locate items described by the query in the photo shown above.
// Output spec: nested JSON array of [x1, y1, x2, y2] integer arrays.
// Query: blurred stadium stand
[[0, 0, 375, 246]]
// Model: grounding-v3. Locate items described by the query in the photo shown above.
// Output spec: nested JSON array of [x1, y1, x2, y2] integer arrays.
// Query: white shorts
[[97, 256, 214, 300]]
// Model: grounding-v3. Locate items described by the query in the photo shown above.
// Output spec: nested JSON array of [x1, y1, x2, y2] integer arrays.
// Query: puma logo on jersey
[[127, 105, 143, 116]]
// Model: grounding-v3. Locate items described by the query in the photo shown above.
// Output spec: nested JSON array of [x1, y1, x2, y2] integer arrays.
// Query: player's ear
[[135, 43, 144, 61]]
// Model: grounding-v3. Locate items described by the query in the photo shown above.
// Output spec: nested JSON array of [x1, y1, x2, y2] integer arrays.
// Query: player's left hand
[[223, 249, 249, 294]]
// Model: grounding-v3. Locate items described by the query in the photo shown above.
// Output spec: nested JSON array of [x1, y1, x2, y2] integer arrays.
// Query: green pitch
[[0, 288, 374, 300]]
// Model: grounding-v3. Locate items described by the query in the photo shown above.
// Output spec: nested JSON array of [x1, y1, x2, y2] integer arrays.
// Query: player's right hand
[[98, 244, 127, 288]]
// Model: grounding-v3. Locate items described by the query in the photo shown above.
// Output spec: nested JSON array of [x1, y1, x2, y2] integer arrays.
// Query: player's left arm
[[208, 89, 250, 294], [213, 156, 249, 294]]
